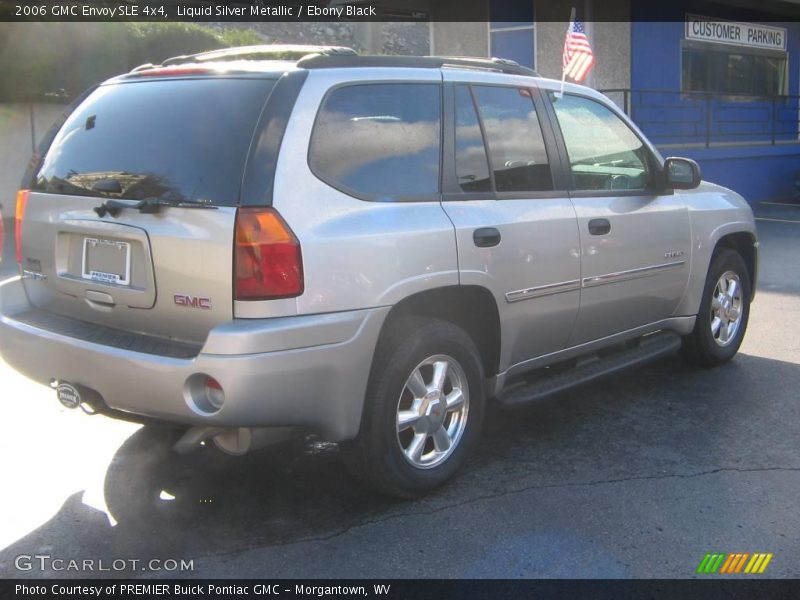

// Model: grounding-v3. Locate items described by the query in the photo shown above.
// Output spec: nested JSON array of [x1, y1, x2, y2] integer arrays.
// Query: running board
[[497, 331, 682, 407]]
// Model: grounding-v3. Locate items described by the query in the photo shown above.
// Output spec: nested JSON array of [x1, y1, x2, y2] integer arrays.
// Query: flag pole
[[557, 7, 576, 99]]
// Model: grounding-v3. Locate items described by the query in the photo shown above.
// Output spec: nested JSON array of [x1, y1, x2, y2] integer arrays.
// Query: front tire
[[341, 318, 485, 498], [681, 248, 751, 367]]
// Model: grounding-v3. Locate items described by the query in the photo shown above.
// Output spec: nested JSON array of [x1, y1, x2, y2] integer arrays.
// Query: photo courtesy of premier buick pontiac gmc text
[[0, 45, 758, 498]]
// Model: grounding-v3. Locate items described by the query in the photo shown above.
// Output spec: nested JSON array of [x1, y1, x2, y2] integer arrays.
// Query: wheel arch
[[713, 231, 758, 300], [376, 285, 502, 380], [675, 221, 757, 318]]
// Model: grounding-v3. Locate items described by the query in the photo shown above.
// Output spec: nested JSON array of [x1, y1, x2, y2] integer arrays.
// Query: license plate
[[81, 237, 131, 286]]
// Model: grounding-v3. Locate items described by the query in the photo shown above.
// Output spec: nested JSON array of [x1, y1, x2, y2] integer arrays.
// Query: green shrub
[[0, 23, 264, 101]]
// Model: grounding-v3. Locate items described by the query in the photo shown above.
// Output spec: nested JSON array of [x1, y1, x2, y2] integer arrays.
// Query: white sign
[[686, 15, 787, 51]]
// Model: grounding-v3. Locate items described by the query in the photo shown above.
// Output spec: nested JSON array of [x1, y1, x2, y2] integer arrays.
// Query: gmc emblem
[[174, 294, 212, 310]]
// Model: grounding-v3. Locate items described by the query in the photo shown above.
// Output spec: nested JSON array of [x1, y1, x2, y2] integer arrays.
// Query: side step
[[497, 331, 682, 407]]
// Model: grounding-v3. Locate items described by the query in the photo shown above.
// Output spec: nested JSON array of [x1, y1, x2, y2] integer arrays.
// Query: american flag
[[562, 18, 595, 83]]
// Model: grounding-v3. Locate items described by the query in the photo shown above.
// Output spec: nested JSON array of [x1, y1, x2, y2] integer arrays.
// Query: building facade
[[426, 0, 800, 203]]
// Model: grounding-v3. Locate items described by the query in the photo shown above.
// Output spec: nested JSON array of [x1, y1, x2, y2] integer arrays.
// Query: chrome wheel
[[710, 270, 743, 347], [396, 354, 469, 470]]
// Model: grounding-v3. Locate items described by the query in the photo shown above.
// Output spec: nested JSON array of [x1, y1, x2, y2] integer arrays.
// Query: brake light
[[15, 190, 29, 265], [134, 67, 214, 77], [234, 207, 303, 300]]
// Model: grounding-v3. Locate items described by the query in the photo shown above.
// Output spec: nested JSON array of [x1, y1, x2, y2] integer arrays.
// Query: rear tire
[[341, 318, 485, 498], [681, 248, 751, 367]]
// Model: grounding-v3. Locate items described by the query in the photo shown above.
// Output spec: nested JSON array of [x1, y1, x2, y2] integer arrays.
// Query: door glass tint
[[550, 93, 650, 191], [310, 83, 441, 200], [454, 86, 491, 192], [471, 85, 553, 192], [35, 78, 275, 206]]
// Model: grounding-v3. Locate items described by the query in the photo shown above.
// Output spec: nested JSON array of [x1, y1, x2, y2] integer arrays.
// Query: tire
[[681, 247, 751, 367], [341, 318, 485, 498]]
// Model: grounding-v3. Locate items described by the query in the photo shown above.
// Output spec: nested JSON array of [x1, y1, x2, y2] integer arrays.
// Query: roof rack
[[297, 54, 538, 77], [159, 44, 357, 67], [135, 46, 538, 78]]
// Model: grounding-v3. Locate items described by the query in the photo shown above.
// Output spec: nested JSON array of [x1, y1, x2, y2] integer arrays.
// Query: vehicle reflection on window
[[42, 171, 189, 203]]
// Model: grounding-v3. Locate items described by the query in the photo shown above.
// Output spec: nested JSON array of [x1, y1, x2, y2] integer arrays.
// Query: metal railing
[[599, 88, 800, 148]]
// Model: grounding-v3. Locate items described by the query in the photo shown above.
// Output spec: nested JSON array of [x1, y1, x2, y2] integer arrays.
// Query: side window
[[472, 85, 554, 192], [454, 85, 491, 192], [309, 83, 441, 200], [550, 93, 651, 192]]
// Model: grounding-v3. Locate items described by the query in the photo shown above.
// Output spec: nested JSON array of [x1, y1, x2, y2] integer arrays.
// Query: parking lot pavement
[[0, 206, 798, 579]]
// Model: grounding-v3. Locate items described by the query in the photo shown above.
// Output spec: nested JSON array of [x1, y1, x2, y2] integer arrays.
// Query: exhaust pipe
[[173, 426, 293, 456], [51, 379, 103, 414]]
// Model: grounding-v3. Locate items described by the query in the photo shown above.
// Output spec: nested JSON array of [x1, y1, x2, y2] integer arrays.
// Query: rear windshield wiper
[[94, 197, 217, 218]]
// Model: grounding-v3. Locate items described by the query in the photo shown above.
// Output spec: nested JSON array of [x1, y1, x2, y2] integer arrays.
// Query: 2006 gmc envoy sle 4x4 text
[[0, 46, 758, 497]]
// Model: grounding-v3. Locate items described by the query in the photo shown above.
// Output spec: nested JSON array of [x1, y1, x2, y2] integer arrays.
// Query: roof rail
[[159, 44, 357, 67], [297, 54, 538, 77]]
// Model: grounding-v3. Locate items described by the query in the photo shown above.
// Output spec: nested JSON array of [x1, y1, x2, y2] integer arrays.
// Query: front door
[[546, 91, 692, 345]]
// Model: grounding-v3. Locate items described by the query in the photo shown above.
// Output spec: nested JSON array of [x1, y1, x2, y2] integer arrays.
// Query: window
[[35, 79, 275, 206], [309, 83, 441, 200], [454, 86, 491, 192], [682, 45, 787, 96], [471, 85, 553, 192], [489, 0, 535, 68], [550, 93, 650, 192]]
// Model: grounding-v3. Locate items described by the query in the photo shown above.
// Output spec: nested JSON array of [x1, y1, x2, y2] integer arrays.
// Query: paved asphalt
[[0, 202, 798, 579]]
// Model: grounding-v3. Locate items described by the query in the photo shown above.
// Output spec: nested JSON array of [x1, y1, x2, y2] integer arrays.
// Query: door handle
[[473, 227, 501, 248], [588, 218, 611, 236]]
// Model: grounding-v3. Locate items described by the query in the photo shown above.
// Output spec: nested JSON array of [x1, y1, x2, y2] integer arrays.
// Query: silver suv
[[0, 46, 758, 497]]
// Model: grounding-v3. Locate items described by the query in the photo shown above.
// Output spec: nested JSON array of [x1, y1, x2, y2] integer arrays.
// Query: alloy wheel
[[395, 354, 470, 469]]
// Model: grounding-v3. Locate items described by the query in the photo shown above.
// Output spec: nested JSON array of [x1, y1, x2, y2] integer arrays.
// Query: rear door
[[545, 91, 692, 345], [440, 72, 581, 370], [19, 76, 275, 344]]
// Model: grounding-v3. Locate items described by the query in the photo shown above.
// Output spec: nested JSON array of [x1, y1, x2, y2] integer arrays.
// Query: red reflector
[[15, 190, 29, 265], [234, 207, 303, 301]]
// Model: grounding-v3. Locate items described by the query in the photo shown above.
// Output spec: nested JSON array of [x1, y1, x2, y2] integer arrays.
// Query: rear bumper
[[0, 277, 388, 441]]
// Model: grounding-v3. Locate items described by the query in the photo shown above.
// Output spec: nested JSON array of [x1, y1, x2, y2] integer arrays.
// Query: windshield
[[35, 78, 275, 206]]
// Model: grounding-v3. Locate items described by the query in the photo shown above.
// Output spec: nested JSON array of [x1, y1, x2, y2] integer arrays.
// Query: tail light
[[234, 207, 303, 300], [15, 190, 29, 265]]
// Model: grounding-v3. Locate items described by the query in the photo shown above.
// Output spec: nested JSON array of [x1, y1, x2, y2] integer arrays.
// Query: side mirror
[[663, 157, 701, 190]]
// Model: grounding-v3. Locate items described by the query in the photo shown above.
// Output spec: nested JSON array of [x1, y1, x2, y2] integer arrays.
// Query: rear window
[[309, 83, 441, 201], [35, 78, 275, 206]]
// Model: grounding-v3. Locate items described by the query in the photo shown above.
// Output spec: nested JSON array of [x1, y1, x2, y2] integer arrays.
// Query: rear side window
[[471, 85, 554, 192], [309, 83, 441, 201], [454, 85, 491, 193], [35, 78, 275, 206]]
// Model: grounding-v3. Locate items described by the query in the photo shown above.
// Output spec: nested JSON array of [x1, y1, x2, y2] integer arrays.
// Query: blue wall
[[629, 1, 800, 202], [669, 144, 800, 202]]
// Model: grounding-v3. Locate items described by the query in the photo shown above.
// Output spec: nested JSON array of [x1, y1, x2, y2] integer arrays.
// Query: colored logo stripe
[[697, 553, 773, 574], [719, 553, 749, 573], [697, 553, 726, 573], [744, 553, 773, 574]]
